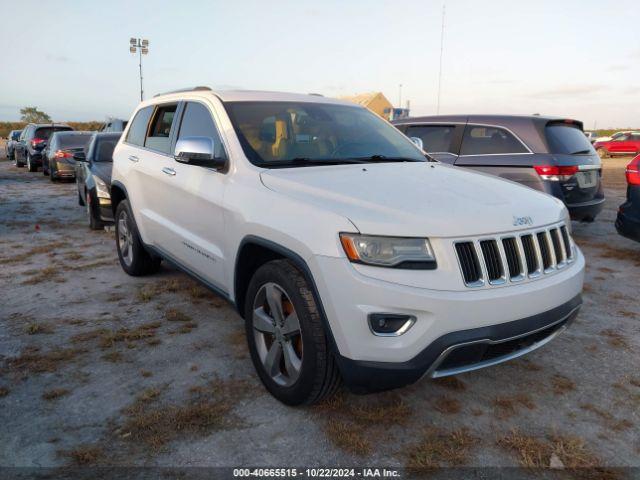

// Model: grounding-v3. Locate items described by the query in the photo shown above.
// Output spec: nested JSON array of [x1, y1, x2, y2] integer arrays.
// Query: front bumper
[[310, 249, 585, 392]]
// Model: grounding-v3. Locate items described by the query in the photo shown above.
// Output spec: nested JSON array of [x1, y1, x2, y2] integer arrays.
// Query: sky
[[1, 0, 638, 128]]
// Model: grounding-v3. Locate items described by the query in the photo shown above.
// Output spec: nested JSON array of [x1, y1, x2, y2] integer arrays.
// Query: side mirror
[[174, 136, 225, 169], [410, 137, 424, 151], [73, 152, 87, 162]]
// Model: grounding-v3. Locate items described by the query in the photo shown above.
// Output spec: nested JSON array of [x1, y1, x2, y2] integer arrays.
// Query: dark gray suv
[[393, 115, 604, 222]]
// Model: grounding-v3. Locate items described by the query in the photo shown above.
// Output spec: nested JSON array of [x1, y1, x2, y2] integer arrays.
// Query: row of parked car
[[3, 90, 639, 405], [5, 120, 126, 229]]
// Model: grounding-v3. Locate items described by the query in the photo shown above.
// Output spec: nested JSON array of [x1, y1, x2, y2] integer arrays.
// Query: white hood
[[260, 162, 565, 238]]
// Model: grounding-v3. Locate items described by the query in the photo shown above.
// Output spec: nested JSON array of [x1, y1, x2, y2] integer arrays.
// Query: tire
[[26, 154, 37, 172], [16, 152, 24, 167], [78, 189, 85, 206], [43, 162, 49, 176], [114, 200, 161, 276], [86, 191, 104, 230], [596, 148, 608, 159], [244, 259, 341, 405]]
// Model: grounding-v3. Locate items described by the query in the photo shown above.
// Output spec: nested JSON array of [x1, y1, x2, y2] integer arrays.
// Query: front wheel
[[596, 148, 608, 159], [115, 200, 161, 276], [244, 259, 341, 405], [86, 192, 104, 230]]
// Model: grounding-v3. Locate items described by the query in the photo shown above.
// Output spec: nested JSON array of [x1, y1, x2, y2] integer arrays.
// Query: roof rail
[[153, 86, 212, 98]]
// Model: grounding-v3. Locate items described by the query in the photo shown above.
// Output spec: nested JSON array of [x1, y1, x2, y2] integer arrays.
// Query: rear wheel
[[244, 259, 341, 405], [42, 161, 49, 176], [26, 154, 37, 172], [596, 148, 608, 159], [115, 200, 161, 276]]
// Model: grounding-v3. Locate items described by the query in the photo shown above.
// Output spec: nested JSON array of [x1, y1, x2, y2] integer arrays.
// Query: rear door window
[[404, 125, 457, 153], [145, 104, 177, 154], [460, 125, 529, 155], [545, 124, 595, 155], [126, 106, 154, 147]]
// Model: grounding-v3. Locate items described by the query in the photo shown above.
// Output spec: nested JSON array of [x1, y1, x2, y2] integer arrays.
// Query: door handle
[[162, 167, 176, 176], [128, 155, 139, 163]]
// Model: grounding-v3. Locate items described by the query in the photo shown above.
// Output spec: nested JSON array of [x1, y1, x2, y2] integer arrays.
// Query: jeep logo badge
[[513, 216, 533, 226]]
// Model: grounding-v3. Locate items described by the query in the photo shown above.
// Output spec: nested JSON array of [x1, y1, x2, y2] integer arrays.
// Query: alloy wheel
[[252, 282, 303, 387], [117, 211, 134, 266]]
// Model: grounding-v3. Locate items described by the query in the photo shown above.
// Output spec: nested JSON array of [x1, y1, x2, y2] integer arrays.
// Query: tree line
[[1, 106, 104, 137]]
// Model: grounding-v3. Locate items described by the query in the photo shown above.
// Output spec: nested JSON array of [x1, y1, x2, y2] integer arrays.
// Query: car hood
[[260, 162, 565, 237], [92, 163, 112, 185]]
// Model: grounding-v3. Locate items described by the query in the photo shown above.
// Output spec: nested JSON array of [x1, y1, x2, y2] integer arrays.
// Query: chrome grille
[[455, 223, 575, 288]]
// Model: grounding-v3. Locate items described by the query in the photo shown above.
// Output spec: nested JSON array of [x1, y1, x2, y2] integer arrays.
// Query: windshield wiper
[[263, 157, 367, 168], [570, 150, 592, 155], [345, 155, 423, 163]]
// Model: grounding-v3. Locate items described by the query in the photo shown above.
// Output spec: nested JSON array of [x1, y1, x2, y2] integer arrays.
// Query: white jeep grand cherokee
[[111, 88, 584, 405]]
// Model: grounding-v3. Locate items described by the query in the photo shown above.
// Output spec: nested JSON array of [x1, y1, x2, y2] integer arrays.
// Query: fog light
[[368, 313, 416, 336]]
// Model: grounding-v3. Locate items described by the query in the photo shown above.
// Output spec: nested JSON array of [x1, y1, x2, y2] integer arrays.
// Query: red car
[[594, 132, 640, 158]]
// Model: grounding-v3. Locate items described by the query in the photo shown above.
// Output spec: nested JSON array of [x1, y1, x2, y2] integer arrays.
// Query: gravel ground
[[0, 143, 639, 474]]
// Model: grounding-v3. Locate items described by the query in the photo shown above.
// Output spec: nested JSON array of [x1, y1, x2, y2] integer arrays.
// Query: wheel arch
[[110, 180, 128, 215]]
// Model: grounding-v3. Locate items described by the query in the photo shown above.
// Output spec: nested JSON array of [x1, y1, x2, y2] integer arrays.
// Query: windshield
[[225, 101, 426, 167], [545, 124, 596, 155]]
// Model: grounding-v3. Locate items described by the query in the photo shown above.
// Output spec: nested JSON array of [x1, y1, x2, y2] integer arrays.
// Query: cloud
[[530, 85, 608, 98], [607, 65, 629, 72]]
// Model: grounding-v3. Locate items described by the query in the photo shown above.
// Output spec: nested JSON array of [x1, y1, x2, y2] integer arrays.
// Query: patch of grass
[[433, 377, 466, 391], [323, 418, 371, 456], [176, 321, 198, 334], [617, 310, 637, 318], [407, 428, 477, 469], [8, 347, 84, 374], [0, 387, 9, 397], [21, 265, 62, 285], [580, 403, 633, 432], [107, 292, 126, 302], [600, 329, 629, 349], [140, 370, 153, 378], [102, 351, 124, 363], [62, 445, 104, 465], [120, 377, 249, 450], [42, 388, 70, 400], [497, 429, 616, 477], [146, 338, 162, 346], [165, 308, 192, 322], [70, 328, 109, 344], [493, 394, 535, 419], [551, 374, 575, 395], [99, 322, 161, 349], [25, 322, 53, 335], [433, 396, 462, 415], [0, 241, 67, 265]]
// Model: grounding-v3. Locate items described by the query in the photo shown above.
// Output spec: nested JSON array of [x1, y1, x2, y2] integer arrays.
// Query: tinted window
[[58, 133, 93, 149], [460, 125, 528, 155], [11, 131, 22, 140], [34, 126, 72, 140], [126, 106, 153, 146], [225, 101, 425, 166], [545, 125, 596, 154], [631, 134, 640, 141], [145, 105, 177, 153], [405, 125, 456, 153], [178, 102, 226, 158]]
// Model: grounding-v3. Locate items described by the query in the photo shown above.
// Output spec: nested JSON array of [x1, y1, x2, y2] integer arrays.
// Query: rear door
[[399, 123, 463, 164], [131, 103, 180, 248]]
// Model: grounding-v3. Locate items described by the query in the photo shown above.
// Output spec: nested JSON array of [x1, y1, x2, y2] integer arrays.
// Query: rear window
[[545, 124, 595, 155], [405, 125, 456, 153], [58, 134, 93, 149], [460, 125, 528, 155], [34, 126, 72, 140], [11, 131, 22, 140]]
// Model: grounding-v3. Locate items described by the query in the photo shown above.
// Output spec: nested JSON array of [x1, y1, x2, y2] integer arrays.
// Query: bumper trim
[[336, 294, 582, 393], [426, 304, 580, 379]]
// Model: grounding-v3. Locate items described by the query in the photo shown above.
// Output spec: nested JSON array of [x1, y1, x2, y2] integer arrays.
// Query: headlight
[[339, 233, 436, 269], [94, 175, 110, 199]]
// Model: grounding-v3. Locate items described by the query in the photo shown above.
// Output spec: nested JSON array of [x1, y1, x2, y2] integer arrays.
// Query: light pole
[[129, 37, 149, 101]]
